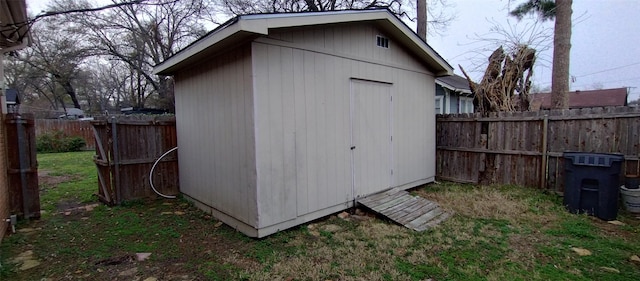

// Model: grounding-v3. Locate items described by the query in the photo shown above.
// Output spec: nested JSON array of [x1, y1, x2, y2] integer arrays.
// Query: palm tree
[[511, 0, 572, 109]]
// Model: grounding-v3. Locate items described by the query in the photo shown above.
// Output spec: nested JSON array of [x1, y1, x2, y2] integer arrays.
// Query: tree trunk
[[62, 80, 82, 109], [53, 73, 82, 109], [550, 0, 572, 109], [417, 0, 427, 41]]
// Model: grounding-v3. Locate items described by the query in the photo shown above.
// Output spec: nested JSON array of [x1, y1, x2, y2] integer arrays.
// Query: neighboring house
[[531, 88, 628, 110], [435, 74, 473, 114], [5, 88, 20, 113], [155, 9, 452, 237]]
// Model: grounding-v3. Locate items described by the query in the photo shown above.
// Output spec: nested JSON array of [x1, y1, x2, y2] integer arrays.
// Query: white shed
[[154, 9, 453, 237]]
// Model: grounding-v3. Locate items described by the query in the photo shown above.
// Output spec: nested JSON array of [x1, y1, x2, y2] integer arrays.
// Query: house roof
[[531, 88, 628, 109], [154, 9, 453, 76], [5, 88, 19, 104], [0, 0, 29, 50], [436, 74, 472, 94]]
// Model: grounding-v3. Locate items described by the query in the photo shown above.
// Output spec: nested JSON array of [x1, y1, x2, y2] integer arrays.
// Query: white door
[[350, 79, 392, 199]]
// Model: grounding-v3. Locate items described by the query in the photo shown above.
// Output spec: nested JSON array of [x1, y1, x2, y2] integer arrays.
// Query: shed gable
[[265, 22, 429, 74]]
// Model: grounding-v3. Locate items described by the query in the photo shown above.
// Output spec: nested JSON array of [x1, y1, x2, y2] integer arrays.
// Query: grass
[[1, 152, 640, 280], [37, 151, 97, 214]]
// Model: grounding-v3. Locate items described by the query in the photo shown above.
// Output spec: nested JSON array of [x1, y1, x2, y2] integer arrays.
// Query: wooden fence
[[35, 119, 95, 150], [92, 116, 179, 205], [4, 114, 40, 219], [436, 106, 640, 192], [0, 113, 8, 241]]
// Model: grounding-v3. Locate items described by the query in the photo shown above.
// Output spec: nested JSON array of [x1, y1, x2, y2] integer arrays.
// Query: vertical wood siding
[[268, 23, 426, 73], [174, 45, 258, 227], [173, 22, 438, 233], [251, 23, 436, 228]]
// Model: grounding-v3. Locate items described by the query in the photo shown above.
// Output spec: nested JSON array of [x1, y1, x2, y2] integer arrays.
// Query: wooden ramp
[[357, 188, 452, 231]]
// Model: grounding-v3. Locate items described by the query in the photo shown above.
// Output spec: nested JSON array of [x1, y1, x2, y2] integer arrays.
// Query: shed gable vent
[[376, 35, 389, 48]]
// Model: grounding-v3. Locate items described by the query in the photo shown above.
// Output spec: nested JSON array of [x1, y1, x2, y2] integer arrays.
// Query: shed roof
[[531, 88, 628, 109], [0, 0, 29, 49], [436, 74, 471, 94], [154, 9, 453, 76]]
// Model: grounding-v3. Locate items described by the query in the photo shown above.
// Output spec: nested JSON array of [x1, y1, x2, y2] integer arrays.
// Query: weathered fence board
[[5, 113, 40, 219], [35, 119, 95, 150], [436, 106, 640, 192], [92, 116, 179, 205], [0, 113, 9, 241]]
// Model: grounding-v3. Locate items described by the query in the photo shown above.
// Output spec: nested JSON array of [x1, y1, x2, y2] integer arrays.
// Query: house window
[[435, 96, 444, 114], [376, 35, 389, 48], [459, 97, 474, 113]]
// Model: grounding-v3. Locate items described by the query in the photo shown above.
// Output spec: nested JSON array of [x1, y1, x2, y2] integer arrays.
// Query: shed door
[[350, 79, 392, 199]]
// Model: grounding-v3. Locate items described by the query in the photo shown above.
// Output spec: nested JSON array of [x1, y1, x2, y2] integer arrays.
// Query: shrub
[[36, 130, 86, 153]]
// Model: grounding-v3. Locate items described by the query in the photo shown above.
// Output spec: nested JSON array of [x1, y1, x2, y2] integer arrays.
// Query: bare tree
[[510, 0, 573, 109], [11, 17, 90, 110], [458, 17, 552, 114], [45, 0, 213, 111], [218, 0, 455, 35]]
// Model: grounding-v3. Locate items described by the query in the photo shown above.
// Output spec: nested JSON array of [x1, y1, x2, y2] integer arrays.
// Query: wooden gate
[[92, 116, 179, 205], [5, 113, 40, 219]]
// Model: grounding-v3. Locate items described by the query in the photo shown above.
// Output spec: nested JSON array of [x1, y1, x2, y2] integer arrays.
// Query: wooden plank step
[[394, 202, 438, 225], [357, 188, 452, 232], [372, 194, 414, 212], [384, 197, 421, 218], [405, 207, 443, 230], [358, 187, 403, 204]]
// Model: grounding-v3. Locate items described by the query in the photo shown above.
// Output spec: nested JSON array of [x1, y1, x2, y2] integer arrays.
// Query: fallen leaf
[[160, 212, 173, 215], [607, 220, 625, 226], [19, 259, 40, 271], [337, 211, 349, 220], [571, 247, 592, 256], [600, 266, 620, 273], [630, 255, 640, 263], [136, 253, 152, 261], [174, 211, 185, 215], [214, 222, 223, 228]]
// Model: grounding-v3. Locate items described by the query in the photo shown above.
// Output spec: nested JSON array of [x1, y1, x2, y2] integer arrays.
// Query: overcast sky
[[427, 0, 640, 101], [27, 0, 640, 100]]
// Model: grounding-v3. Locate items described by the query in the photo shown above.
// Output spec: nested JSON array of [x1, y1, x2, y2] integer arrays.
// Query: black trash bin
[[563, 152, 624, 221]]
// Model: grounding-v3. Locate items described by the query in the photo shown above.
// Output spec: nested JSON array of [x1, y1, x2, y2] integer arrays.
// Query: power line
[[537, 71, 640, 86], [575, 62, 640, 78], [572, 76, 640, 87]]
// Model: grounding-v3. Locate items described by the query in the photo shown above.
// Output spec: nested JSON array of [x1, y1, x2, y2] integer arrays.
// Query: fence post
[[17, 115, 30, 217], [111, 116, 121, 204], [5, 113, 40, 219]]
